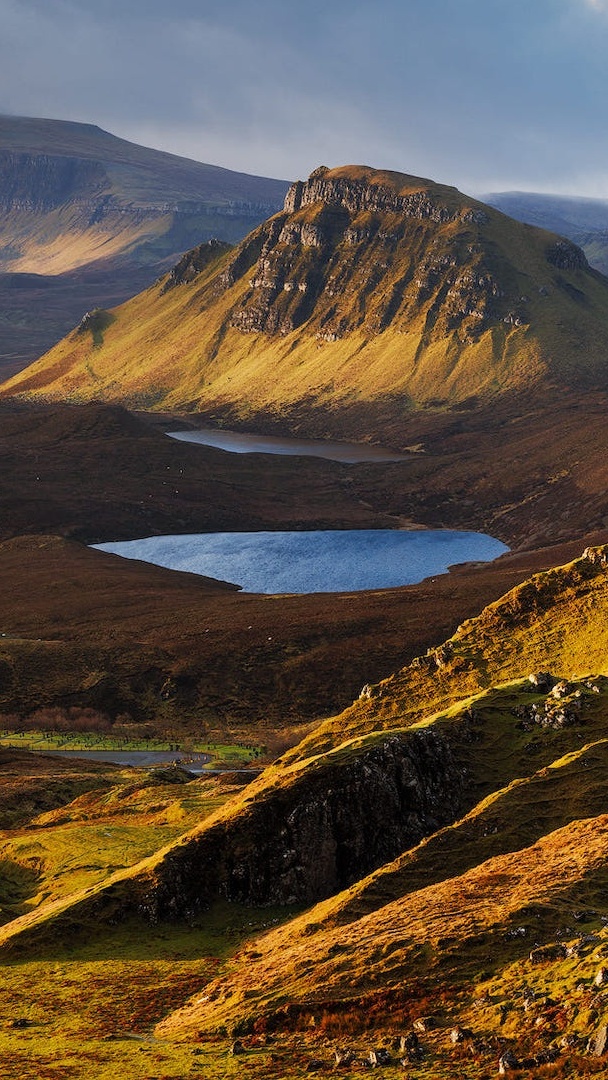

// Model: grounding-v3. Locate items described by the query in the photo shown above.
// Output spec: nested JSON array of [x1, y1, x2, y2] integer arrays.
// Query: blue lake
[[93, 530, 509, 595]]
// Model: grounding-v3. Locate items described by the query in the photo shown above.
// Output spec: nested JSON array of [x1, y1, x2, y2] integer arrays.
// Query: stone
[[230, 1040, 244, 1055], [369, 1047, 392, 1066], [528, 943, 567, 964], [412, 1016, 435, 1033], [594, 966, 608, 987], [588, 1024, 608, 1056], [449, 1025, 472, 1043], [527, 672, 556, 692], [335, 1048, 355, 1067], [498, 1048, 519, 1073], [398, 1031, 424, 1060]]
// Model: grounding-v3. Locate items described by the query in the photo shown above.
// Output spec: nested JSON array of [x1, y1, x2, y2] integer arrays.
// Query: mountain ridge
[[0, 115, 290, 376], [6, 163, 608, 448]]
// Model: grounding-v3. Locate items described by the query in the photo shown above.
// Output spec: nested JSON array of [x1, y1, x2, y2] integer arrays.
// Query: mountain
[[4, 545, 608, 1077], [5, 164, 608, 450], [484, 189, 608, 275], [0, 115, 289, 376]]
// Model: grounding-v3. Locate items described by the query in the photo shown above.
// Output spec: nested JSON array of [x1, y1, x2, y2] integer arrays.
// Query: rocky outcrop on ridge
[[138, 729, 466, 918], [218, 166, 567, 344]]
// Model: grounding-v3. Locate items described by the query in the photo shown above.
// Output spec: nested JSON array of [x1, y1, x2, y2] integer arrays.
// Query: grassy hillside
[[3, 549, 608, 1075], [5, 165, 608, 447]]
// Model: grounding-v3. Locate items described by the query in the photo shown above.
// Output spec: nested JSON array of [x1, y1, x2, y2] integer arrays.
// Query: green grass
[[0, 730, 260, 765], [0, 909, 296, 1080]]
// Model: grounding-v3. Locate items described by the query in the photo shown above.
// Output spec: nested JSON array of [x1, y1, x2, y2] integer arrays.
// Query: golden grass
[[158, 812, 608, 1039], [288, 546, 608, 759], [5, 165, 608, 434]]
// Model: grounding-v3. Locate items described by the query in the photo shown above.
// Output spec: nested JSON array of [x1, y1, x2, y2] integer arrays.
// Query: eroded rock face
[[160, 239, 232, 291], [219, 168, 513, 343], [139, 730, 466, 919], [0, 152, 109, 211]]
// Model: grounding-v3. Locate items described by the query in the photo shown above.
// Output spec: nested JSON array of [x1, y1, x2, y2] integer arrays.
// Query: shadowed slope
[[0, 115, 289, 374]]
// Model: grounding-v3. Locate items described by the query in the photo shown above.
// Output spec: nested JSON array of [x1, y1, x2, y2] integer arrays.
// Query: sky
[[1, 0, 608, 197]]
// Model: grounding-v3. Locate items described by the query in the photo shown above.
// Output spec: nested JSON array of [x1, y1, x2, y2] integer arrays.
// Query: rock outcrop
[[138, 729, 466, 918], [221, 166, 511, 343]]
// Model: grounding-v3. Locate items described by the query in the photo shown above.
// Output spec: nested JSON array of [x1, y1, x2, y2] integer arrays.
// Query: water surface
[[94, 530, 509, 595], [166, 428, 407, 462]]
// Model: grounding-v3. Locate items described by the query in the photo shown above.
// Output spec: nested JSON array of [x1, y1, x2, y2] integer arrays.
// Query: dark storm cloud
[[1, 0, 607, 194]]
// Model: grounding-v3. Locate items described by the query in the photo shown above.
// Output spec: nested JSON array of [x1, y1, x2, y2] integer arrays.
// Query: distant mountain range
[[6, 163, 608, 450], [484, 190, 608, 274], [0, 115, 289, 376]]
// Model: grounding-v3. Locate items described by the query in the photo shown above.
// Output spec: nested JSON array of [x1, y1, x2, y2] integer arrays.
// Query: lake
[[166, 427, 408, 462], [93, 530, 509, 594]]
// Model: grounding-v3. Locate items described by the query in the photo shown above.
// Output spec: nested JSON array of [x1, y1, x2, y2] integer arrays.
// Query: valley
[[3, 161, 608, 1078], [0, 116, 289, 378]]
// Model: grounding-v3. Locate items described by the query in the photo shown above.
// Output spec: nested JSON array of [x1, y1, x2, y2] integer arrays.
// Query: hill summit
[[4, 164, 608, 443]]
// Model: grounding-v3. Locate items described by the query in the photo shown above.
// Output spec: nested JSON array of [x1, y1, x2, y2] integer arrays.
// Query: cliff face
[[139, 729, 466, 918], [217, 165, 583, 345], [0, 152, 110, 212]]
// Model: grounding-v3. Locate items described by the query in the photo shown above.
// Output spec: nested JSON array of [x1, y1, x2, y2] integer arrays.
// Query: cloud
[[1, 0, 608, 195]]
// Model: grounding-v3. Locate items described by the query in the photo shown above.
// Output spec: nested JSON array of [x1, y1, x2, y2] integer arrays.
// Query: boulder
[[449, 1025, 472, 1043], [588, 1024, 608, 1057], [498, 1048, 519, 1074]]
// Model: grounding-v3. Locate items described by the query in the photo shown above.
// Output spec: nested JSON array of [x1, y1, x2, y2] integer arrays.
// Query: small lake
[[42, 749, 211, 769], [166, 427, 408, 462], [93, 530, 509, 594]]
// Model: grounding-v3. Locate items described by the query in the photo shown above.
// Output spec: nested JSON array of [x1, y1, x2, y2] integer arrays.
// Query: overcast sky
[[1, 0, 608, 197]]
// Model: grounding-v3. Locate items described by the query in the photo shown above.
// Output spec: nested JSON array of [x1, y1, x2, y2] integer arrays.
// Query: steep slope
[[0, 115, 289, 273], [485, 189, 608, 275], [3, 549, 608, 1077], [157, 813, 608, 1053], [3, 547, 608, 946], [0, 115, 289, 375], [287, 544, 608, 760], [5, 164, 608, 446]]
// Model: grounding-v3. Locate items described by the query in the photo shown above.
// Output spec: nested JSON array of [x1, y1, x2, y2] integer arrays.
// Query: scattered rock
[[230, 1039, 244, 1055], [449, 1025, 472, 1043], [335, 1048, 356, 1067], [412, 1016, 435, 1033], [498, 1048, 519, 1073], [526, 672, 556, 692], [587, 1024, 608, 1056], [594, 966, 608, 987], [559, 1034, 582, 1048], [398, 1031, 424, 1060], [529, 943, 567, 964], [368, 1047, 392, 1066]]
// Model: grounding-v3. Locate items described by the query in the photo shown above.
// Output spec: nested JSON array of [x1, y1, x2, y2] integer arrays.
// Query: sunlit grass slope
[[2, 548, 608, 956], [5, 165, 608, 442], [289, 544, 608, 759]]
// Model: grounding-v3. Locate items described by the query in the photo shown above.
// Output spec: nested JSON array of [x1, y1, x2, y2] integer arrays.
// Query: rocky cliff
[[138, 729, 466, 917], [5, 163, 608, 438]]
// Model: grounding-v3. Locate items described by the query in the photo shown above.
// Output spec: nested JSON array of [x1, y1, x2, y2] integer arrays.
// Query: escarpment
[[222, 167, 518, 342], [6, 161, 608, 431], [138, 729, 466, 919], [0, 152, 110, 212]]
